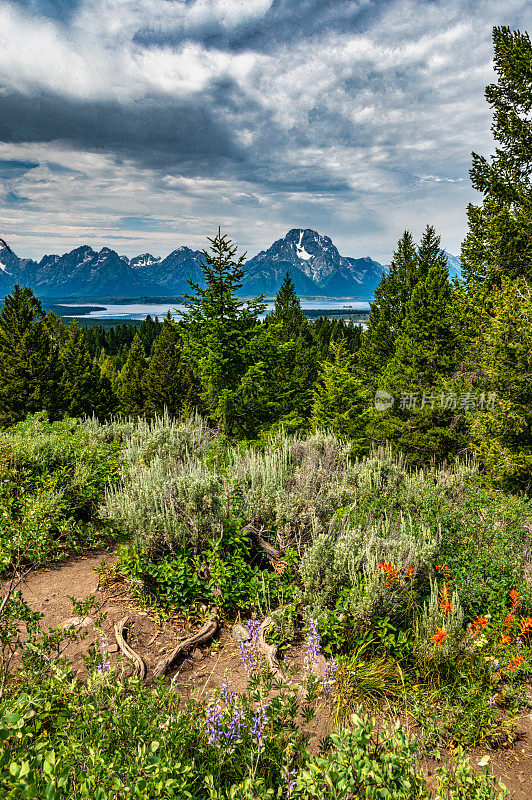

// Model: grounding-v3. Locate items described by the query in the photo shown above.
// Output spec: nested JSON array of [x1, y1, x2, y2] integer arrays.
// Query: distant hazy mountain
[[0, 230, 461, 299], [444, 252, 462, 279]]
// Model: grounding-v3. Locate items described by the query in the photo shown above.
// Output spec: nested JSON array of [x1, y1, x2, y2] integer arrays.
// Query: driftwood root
[[114, 616, 147, 681], [258, 616, 279, 669], [152, 616, 218, 680]]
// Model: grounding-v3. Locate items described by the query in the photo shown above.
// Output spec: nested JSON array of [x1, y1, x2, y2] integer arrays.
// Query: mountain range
[[0, 228, 460, 299]]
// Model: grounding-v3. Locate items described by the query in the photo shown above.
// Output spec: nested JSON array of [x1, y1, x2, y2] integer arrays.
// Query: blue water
[[57, 300, 371, 320]]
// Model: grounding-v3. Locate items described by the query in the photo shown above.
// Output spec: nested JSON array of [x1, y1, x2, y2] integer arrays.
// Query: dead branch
[[114, 616, 147, 681], [152, 615, 218, 680], [243, 524, 282, 562], [258, 616, 279, 669]]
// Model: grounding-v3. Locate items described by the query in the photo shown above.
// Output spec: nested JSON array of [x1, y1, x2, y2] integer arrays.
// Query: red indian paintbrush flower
[[433, 628, 448, 646], [439, 582, 454, 616], [471, 616, 487, 639]]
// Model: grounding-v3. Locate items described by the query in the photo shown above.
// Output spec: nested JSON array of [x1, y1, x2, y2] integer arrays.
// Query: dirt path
[[6, 552, 532, 798]]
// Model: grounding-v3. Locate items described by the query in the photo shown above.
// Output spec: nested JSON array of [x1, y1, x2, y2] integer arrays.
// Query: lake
[[56, 299, 372, 321]]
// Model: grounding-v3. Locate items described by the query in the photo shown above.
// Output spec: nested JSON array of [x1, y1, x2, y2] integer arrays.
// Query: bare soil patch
[[8, 551, 532, 798]]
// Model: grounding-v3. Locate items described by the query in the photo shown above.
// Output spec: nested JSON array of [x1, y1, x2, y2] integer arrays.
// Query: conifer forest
[[1, 23, 532, 800]]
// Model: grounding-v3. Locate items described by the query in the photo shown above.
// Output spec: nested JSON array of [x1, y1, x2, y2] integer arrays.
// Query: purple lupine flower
[[515, 637, 523, 648], [205, 699, 224, 747], [304, 618, 321, 673], [282, 766, 297, 798], [251, 698, 270, 748], [490, 659, 500, 672], [322, 658, 337, 696], [97, 659, 110, 674], [238, 639, 256, 671], [220, 680, 236, 705], [247, 617, 261, 645], [224, 703, 246, 751]]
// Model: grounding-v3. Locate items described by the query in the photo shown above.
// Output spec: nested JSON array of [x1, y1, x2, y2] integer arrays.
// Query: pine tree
[[310, 340, 370, 451], [59, 321, 115, 419], [142, 315, 192, 418], [269, 271, 305, 338], [466, 278, 532, 490], [461, 26, 532, 288], [0, 286, 61, 426], [415, 225, 448, 282], [369, 259, 462, 465], [457, 27, 532, 488], [180, 229, 266, 432], [119, 333, 147, 417], [358, 231, 417, 380]]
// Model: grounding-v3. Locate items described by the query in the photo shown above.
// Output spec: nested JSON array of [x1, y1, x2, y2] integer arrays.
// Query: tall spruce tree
[[269, 271, 305, 338], [458, 27, 532, 488], [310, 339, 370, 451], [461, 26, 532, 288], [142, 314, 192, 418], [180, 230, 266, 432], [119, 333, 147, 417], [415, 225, 448, 282], [369, 258, 461, 465], [358, 231, 417, 380], [0, 286, 61, 426], [60, 321, 115, 419]]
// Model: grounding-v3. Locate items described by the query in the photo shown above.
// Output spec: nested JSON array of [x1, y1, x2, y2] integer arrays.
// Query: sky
[[0, 0, 529, 264]]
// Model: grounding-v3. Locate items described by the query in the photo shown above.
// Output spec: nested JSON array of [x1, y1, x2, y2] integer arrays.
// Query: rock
[[191, 648, 204, 661], [231, 623, 251, 643], [107, 644, 119, 654]]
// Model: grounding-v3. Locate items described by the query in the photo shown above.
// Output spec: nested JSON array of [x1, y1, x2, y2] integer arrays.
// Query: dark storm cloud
[[133, 0, 395, 53], [0, 90, 240, 173], [0, 0, 530, 262], [8, 0, 82, 21]]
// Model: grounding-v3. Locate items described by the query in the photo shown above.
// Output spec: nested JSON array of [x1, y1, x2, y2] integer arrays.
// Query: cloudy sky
[[0, 0, 529, 263]]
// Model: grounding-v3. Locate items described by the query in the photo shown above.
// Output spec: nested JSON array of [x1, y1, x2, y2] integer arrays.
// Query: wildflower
[[519, 617, 532, 635], [304, 618, 321, 673], [406, 566, 416, 578], [507, 655, 525, 671], [220, 680, 236, 705], [433, 627, 448, 646], [322, 659, 337, 696], [378, 562, 401, 586], [205, 699, 224, 747], [510, 590, 520, 612], [251, 698, 270, 748], [238, 639, 256, 671], [439, 582, 454, 616], [488, 696, 496, 707], [471, 616, 488, 639], [489, 659, 500, 672], [504, 615, 515, 629], [247, 617, 261, 645], [436, 564, 450, 579], [499, 634, 512, 647], [515, 637, 523, 648], [282, 766, 298, 799], [224, 703, 246, 751], [97, 659, 110, 674]]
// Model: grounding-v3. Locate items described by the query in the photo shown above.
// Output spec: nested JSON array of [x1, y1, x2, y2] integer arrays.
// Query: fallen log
[[152, 615, 218, 680], [243, 524, 282, 562], [114, 616, 147, 681]]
